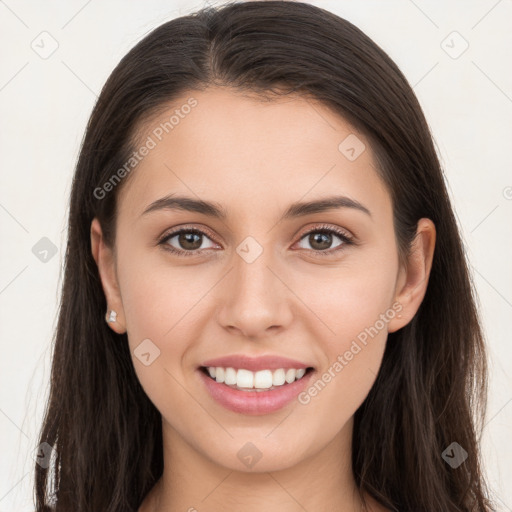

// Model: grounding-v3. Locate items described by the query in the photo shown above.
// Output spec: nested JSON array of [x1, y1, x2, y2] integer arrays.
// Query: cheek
[[290, 253, 397, 346], [288, 254, 397, 410], [117, 243, 207, 345], [292, 275, 392, 443], [114, 250, 198, 399], [116, 252, 222, 412], [117, 261, 203, 416]]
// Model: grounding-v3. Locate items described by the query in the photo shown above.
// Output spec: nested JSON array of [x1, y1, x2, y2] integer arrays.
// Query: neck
[[141, 417, 367, 512]]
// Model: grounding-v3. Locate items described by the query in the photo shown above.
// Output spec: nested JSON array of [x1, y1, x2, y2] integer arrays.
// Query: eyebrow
[[141, 194, 372, 220]]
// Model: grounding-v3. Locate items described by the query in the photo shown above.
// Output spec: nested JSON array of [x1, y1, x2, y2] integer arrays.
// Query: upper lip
[[200, 355, 314, 372]]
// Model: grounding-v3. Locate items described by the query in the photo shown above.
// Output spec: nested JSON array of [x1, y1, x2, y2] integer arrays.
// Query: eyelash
[[157, 224, 355, 258]]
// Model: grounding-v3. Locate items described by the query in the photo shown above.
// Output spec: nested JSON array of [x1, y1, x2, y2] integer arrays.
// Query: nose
[[216, 247, 293, 339]]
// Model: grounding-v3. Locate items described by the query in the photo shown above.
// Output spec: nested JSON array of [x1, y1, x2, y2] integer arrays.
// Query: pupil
[[179, 232, 201, 250], [310, 232, 331, 250]]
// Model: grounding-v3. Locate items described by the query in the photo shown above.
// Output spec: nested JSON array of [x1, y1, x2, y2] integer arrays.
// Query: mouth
[[199, 365, 315, 392], [197, 364, 316, 415]]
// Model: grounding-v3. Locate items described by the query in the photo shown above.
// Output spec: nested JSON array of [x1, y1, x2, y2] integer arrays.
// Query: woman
[[34, 1, 494, 510]]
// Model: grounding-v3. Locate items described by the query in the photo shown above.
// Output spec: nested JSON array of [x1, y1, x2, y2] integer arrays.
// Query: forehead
[[116, 86, 391, 222]]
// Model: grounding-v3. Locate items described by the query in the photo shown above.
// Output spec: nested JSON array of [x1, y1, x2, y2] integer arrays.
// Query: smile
[[202, 366, 311, 391], [197, 366, 316, 415]]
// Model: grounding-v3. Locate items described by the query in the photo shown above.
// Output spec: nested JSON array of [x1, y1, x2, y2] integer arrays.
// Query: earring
[[105, 309, 117, 323]]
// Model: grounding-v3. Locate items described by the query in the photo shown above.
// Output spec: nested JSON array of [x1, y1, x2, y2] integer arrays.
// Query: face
[[92, 86, 434, 473]]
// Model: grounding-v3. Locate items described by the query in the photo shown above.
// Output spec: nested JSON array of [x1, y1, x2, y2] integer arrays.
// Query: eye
[[157, 224, 355, 258], [295, 225, 354, 255], [158, 227, 219, 256]]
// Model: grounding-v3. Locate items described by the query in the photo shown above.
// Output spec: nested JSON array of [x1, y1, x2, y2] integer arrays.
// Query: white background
[[0, 0, 511, 510]]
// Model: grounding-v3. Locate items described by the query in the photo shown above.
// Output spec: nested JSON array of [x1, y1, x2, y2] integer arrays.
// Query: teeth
[[254, 370, 273, 389], [236, 369, 254, 388], [285, 368, 296, 384], [272, 368, 286, 386], [224, 367, 237, 385], [215, 367, 225, 383], [208, 366, 309, 390]]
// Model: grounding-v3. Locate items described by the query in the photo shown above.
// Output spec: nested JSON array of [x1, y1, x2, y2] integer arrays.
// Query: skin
[[91, 87, 435, 512]]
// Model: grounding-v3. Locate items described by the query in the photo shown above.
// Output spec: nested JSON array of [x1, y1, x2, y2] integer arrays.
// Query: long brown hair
[[34, 1, 494, 510]]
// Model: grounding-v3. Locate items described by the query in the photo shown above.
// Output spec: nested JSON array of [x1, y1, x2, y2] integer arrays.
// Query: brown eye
[[159, 228, 218, 255], [306, 232, 336, 251], [295, 226, 354, 255], [176, 232, 203, 250]]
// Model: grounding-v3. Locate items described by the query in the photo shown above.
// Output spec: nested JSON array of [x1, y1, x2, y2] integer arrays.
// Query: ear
[[387, 218, 436, 333], [90, 217, 126, 334]]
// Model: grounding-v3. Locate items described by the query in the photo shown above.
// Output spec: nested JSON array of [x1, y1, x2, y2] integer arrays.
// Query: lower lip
[[198, 368, 315, 415]]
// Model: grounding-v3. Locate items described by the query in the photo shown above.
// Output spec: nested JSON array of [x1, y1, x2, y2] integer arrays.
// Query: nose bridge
[[216, 234, 292, 336], [233, 235, 281, 306], [236, 244, 274, 297]]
